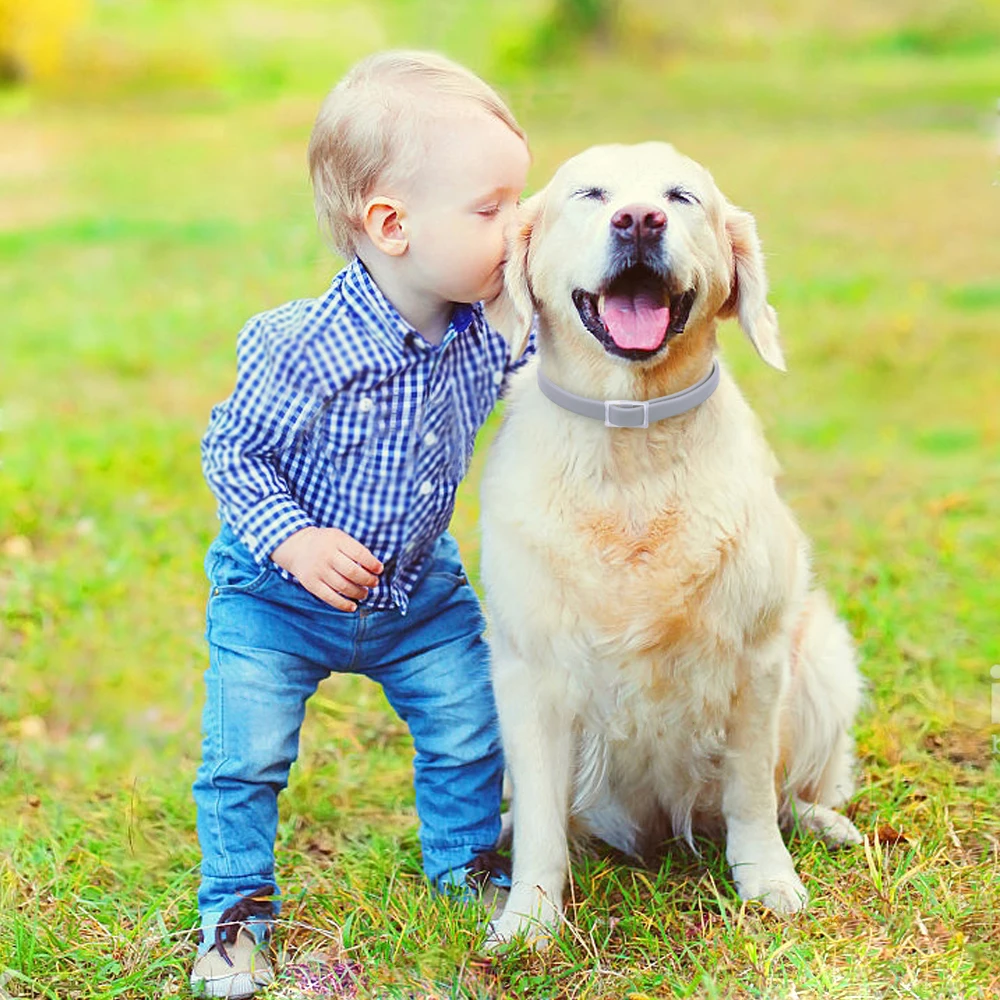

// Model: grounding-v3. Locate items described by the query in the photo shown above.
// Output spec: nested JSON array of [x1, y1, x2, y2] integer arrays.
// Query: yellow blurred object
[[0, 0, 89, 83], [18, 715, 48, 740]]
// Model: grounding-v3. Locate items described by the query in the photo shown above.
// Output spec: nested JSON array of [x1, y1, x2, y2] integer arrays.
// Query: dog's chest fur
[[483, 371, 795, 671]]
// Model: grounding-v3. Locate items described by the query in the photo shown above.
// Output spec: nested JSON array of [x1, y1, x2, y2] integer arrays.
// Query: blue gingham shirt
[[202, 258, 535, 613]]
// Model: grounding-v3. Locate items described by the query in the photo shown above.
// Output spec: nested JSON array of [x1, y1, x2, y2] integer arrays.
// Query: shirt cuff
[[231, 494, 315, 563]]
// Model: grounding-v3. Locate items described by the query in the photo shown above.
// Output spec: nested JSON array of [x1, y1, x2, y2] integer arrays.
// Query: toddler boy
[[191, 50, 532, 998]]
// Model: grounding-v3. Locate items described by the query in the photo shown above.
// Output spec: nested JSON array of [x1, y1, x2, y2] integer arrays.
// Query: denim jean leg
[[367, 550, 504, 885], [194, 574, 341, 944]]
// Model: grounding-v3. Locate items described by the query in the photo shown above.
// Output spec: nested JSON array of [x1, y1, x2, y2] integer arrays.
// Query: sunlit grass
[[1, 4, 999, 997]]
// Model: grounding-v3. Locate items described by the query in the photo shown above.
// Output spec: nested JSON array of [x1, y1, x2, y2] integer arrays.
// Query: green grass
[[2, 3, 999, 997]]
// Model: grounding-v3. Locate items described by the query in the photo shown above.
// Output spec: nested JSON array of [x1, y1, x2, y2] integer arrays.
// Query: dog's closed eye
[[666, 186, 700, 206], [573, 186, 609, 203]]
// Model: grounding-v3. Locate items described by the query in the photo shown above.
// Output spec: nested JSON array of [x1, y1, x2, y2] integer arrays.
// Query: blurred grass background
[[1, 1, 999, 997]]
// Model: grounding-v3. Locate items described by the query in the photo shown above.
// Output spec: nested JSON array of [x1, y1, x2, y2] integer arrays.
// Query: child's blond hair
[[308, 50, 526, 258]]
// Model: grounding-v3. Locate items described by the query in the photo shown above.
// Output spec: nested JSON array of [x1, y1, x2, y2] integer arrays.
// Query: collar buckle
[[604, 399, 649, 429]]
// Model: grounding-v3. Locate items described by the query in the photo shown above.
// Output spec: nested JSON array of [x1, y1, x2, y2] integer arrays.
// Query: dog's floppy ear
[[484, 189, 544, 360], [719, 204, 786, 372]]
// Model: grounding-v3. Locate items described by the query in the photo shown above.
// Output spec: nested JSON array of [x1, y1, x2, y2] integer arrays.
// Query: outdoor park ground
[[1, 3, 999, 997]]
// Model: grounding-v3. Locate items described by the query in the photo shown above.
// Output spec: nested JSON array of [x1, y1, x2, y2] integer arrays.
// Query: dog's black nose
[[611, 204, 666, 242]]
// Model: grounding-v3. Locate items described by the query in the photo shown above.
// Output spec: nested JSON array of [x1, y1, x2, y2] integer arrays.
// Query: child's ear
[[718, 203, 785, 372], [485, 189, 545, 359], [363, 196, 408, 256]]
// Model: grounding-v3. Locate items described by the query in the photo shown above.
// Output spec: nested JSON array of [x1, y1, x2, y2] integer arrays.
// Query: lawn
[[1, 3, 999, 997]]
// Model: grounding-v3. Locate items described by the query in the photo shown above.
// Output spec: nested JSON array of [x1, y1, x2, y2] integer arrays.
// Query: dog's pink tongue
[[600, 290, 670, 350]]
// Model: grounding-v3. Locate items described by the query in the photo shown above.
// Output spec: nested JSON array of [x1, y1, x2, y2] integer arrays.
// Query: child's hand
[[271, 526, 383, 612]]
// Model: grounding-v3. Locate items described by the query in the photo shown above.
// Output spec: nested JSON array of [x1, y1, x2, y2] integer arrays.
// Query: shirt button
[[493, 370, 504, 385], [419, 480, 433, 497], [359, 397, 374, 413], [423, 431, 437, 447]]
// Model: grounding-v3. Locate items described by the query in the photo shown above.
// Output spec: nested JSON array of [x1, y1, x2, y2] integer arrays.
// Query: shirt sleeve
[[201, 316, 320, 562]]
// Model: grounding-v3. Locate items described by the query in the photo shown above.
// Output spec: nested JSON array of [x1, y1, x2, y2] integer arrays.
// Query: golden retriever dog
[[480, 142, 864, 946]]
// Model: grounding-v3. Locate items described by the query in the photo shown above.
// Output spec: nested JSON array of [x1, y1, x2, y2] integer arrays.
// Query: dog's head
[[487, 142, 785, 375]]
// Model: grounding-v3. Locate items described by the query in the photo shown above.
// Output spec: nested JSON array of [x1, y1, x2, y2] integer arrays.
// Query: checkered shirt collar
[[342, 258, 481, 353]]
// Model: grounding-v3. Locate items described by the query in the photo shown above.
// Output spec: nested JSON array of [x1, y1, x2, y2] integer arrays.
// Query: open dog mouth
[[572, 265, 696, 359]]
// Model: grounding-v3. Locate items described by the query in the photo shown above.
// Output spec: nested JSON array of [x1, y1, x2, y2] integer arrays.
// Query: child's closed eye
[[477, 204, 501, 217]]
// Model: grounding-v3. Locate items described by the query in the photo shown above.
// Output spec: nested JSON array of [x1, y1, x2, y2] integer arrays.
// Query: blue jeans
[[193, 523, 503, 943]]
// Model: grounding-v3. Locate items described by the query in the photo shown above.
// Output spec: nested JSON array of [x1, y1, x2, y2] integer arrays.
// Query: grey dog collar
[[537, 359, 720, 429]]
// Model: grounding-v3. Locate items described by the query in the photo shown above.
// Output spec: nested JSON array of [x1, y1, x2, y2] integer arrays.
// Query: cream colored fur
[[480, 143, 864, 947]]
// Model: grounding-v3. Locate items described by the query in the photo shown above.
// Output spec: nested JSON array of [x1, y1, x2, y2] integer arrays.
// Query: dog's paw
[[484, 912, 553, 952], [738, 872, 809, 915], [729, 840, 809, 915], [482, 889, 561, 952], [792, 800, 863, 848], [726, 822, 809, 913]]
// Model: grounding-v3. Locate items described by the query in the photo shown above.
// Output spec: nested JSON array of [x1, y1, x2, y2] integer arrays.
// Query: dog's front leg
[[486, 643, 573, 949], [722, 640, 808, 914]]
